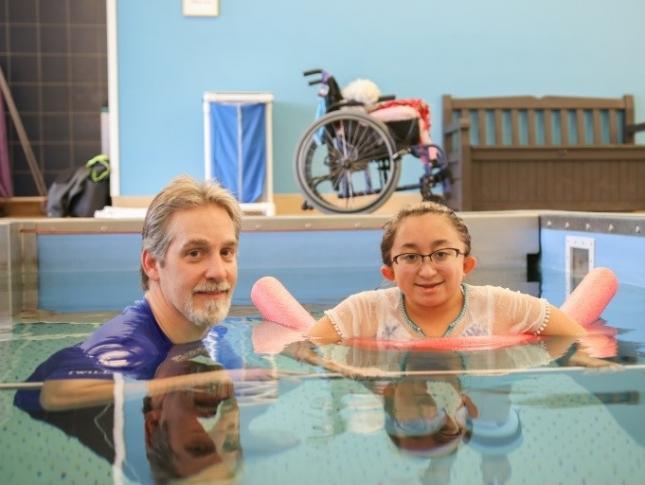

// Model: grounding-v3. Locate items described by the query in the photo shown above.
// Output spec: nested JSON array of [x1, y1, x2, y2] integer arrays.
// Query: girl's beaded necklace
[[399, 284, 469, 337]]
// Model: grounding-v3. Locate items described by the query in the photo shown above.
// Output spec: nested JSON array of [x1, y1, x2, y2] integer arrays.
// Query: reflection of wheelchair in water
[[294, 69, 453, 214]]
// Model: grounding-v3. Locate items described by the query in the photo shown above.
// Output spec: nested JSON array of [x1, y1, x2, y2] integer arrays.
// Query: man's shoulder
[[81, 299, 169, 356], [74, 299, 171, 377], [94, 299, 156, 336]]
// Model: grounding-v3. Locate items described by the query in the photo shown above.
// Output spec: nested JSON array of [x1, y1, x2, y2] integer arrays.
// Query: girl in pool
[[307, 201, 587, 342]]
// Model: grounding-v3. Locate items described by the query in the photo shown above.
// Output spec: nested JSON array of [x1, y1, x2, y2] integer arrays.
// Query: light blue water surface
[[2, 266, 644, 484]]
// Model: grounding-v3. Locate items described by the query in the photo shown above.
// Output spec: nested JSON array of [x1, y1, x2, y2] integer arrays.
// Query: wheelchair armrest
[[328, 96, 396, 112], [327, 99, 365, 111]]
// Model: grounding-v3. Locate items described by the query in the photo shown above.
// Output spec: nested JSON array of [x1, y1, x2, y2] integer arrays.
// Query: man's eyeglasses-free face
[[392, 248, 465, 268]]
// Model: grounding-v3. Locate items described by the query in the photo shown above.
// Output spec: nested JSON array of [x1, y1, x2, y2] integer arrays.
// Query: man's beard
[[184, 281, 232, 329]]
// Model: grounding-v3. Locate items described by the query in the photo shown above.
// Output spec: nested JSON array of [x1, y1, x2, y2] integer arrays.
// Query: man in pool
[[16, 175, 243, 410]]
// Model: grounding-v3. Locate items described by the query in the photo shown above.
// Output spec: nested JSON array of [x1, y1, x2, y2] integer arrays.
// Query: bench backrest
[[442, 95, 635, 146]]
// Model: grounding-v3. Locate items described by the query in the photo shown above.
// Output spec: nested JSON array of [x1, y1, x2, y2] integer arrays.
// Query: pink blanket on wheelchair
[[370, 99, 437, 159], [372, 99, 431, 132]]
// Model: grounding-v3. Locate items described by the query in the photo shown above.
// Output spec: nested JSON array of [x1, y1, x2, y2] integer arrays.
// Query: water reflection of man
[[14, 341, 244, 484], [142, 349, 242, 483]]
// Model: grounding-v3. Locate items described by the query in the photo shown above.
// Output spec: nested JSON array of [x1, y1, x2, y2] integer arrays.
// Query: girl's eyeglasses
[[392, 248, 464, 267]]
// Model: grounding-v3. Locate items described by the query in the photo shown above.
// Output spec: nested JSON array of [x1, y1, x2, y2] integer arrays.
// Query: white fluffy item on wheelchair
[[341, 78, 382, 106]]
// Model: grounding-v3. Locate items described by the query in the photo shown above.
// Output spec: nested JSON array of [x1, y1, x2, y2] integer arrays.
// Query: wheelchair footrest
[[395, 183, 422, 192]]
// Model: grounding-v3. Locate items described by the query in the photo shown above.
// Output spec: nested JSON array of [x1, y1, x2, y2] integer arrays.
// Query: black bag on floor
[[46, 155, 111, 217]]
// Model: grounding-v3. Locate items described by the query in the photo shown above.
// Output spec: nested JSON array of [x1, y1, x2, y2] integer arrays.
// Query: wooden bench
[[442, 94, 645, 211]]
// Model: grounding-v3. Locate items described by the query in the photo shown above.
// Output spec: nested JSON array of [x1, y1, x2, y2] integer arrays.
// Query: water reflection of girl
[[380, 352, 478, 454], [284, 341, 546, 482], [466, 383, 522, 485], [384, 376, 476, 483]]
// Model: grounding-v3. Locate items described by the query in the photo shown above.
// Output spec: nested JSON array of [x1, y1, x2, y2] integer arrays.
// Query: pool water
[[1, 279, 644, 484]]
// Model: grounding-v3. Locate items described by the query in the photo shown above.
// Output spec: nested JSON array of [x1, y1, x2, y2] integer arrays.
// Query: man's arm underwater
[[39, 367, 261, 411]]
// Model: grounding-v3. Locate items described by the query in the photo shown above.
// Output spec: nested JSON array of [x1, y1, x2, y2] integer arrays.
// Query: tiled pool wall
[[1, 221, 36, 320], [2, 211, 644, 325], [1, 213, 538, 317]]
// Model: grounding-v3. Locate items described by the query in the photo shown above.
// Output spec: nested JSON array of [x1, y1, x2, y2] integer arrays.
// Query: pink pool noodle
[[251, 276, 316, 331], [251, 267, 618, 352], [252, 320, 303, 354], [559, 267, 618, 327]]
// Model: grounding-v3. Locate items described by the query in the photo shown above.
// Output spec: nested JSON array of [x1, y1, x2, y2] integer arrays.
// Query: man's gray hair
[[140, 176, 242, 290]]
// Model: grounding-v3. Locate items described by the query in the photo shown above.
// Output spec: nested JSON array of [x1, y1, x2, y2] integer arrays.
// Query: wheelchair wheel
[[294, 110, 400, 214]]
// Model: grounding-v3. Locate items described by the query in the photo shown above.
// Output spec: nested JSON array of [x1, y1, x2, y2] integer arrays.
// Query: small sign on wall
[[183, 0, 219, 17], [565, 236, 595, 295]]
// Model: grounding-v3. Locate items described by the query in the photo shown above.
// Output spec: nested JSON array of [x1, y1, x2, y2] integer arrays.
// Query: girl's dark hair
[[380, 201, 471, 265]]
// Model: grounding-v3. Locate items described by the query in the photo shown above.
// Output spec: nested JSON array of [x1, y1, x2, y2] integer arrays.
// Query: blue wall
[[116, 0, 645, 196], [541, 229, 645, 289], [37, 230, 385, 312], [540, 228, 645, 342]]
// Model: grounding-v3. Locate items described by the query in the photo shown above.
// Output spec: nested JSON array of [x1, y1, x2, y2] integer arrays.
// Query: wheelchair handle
[[303, 69, 323, 76], [308, 80, 322, 86], [378, 94, 396, 102]]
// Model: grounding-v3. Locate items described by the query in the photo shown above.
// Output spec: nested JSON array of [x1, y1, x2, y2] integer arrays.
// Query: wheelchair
[[294, 69, 453, 214]]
